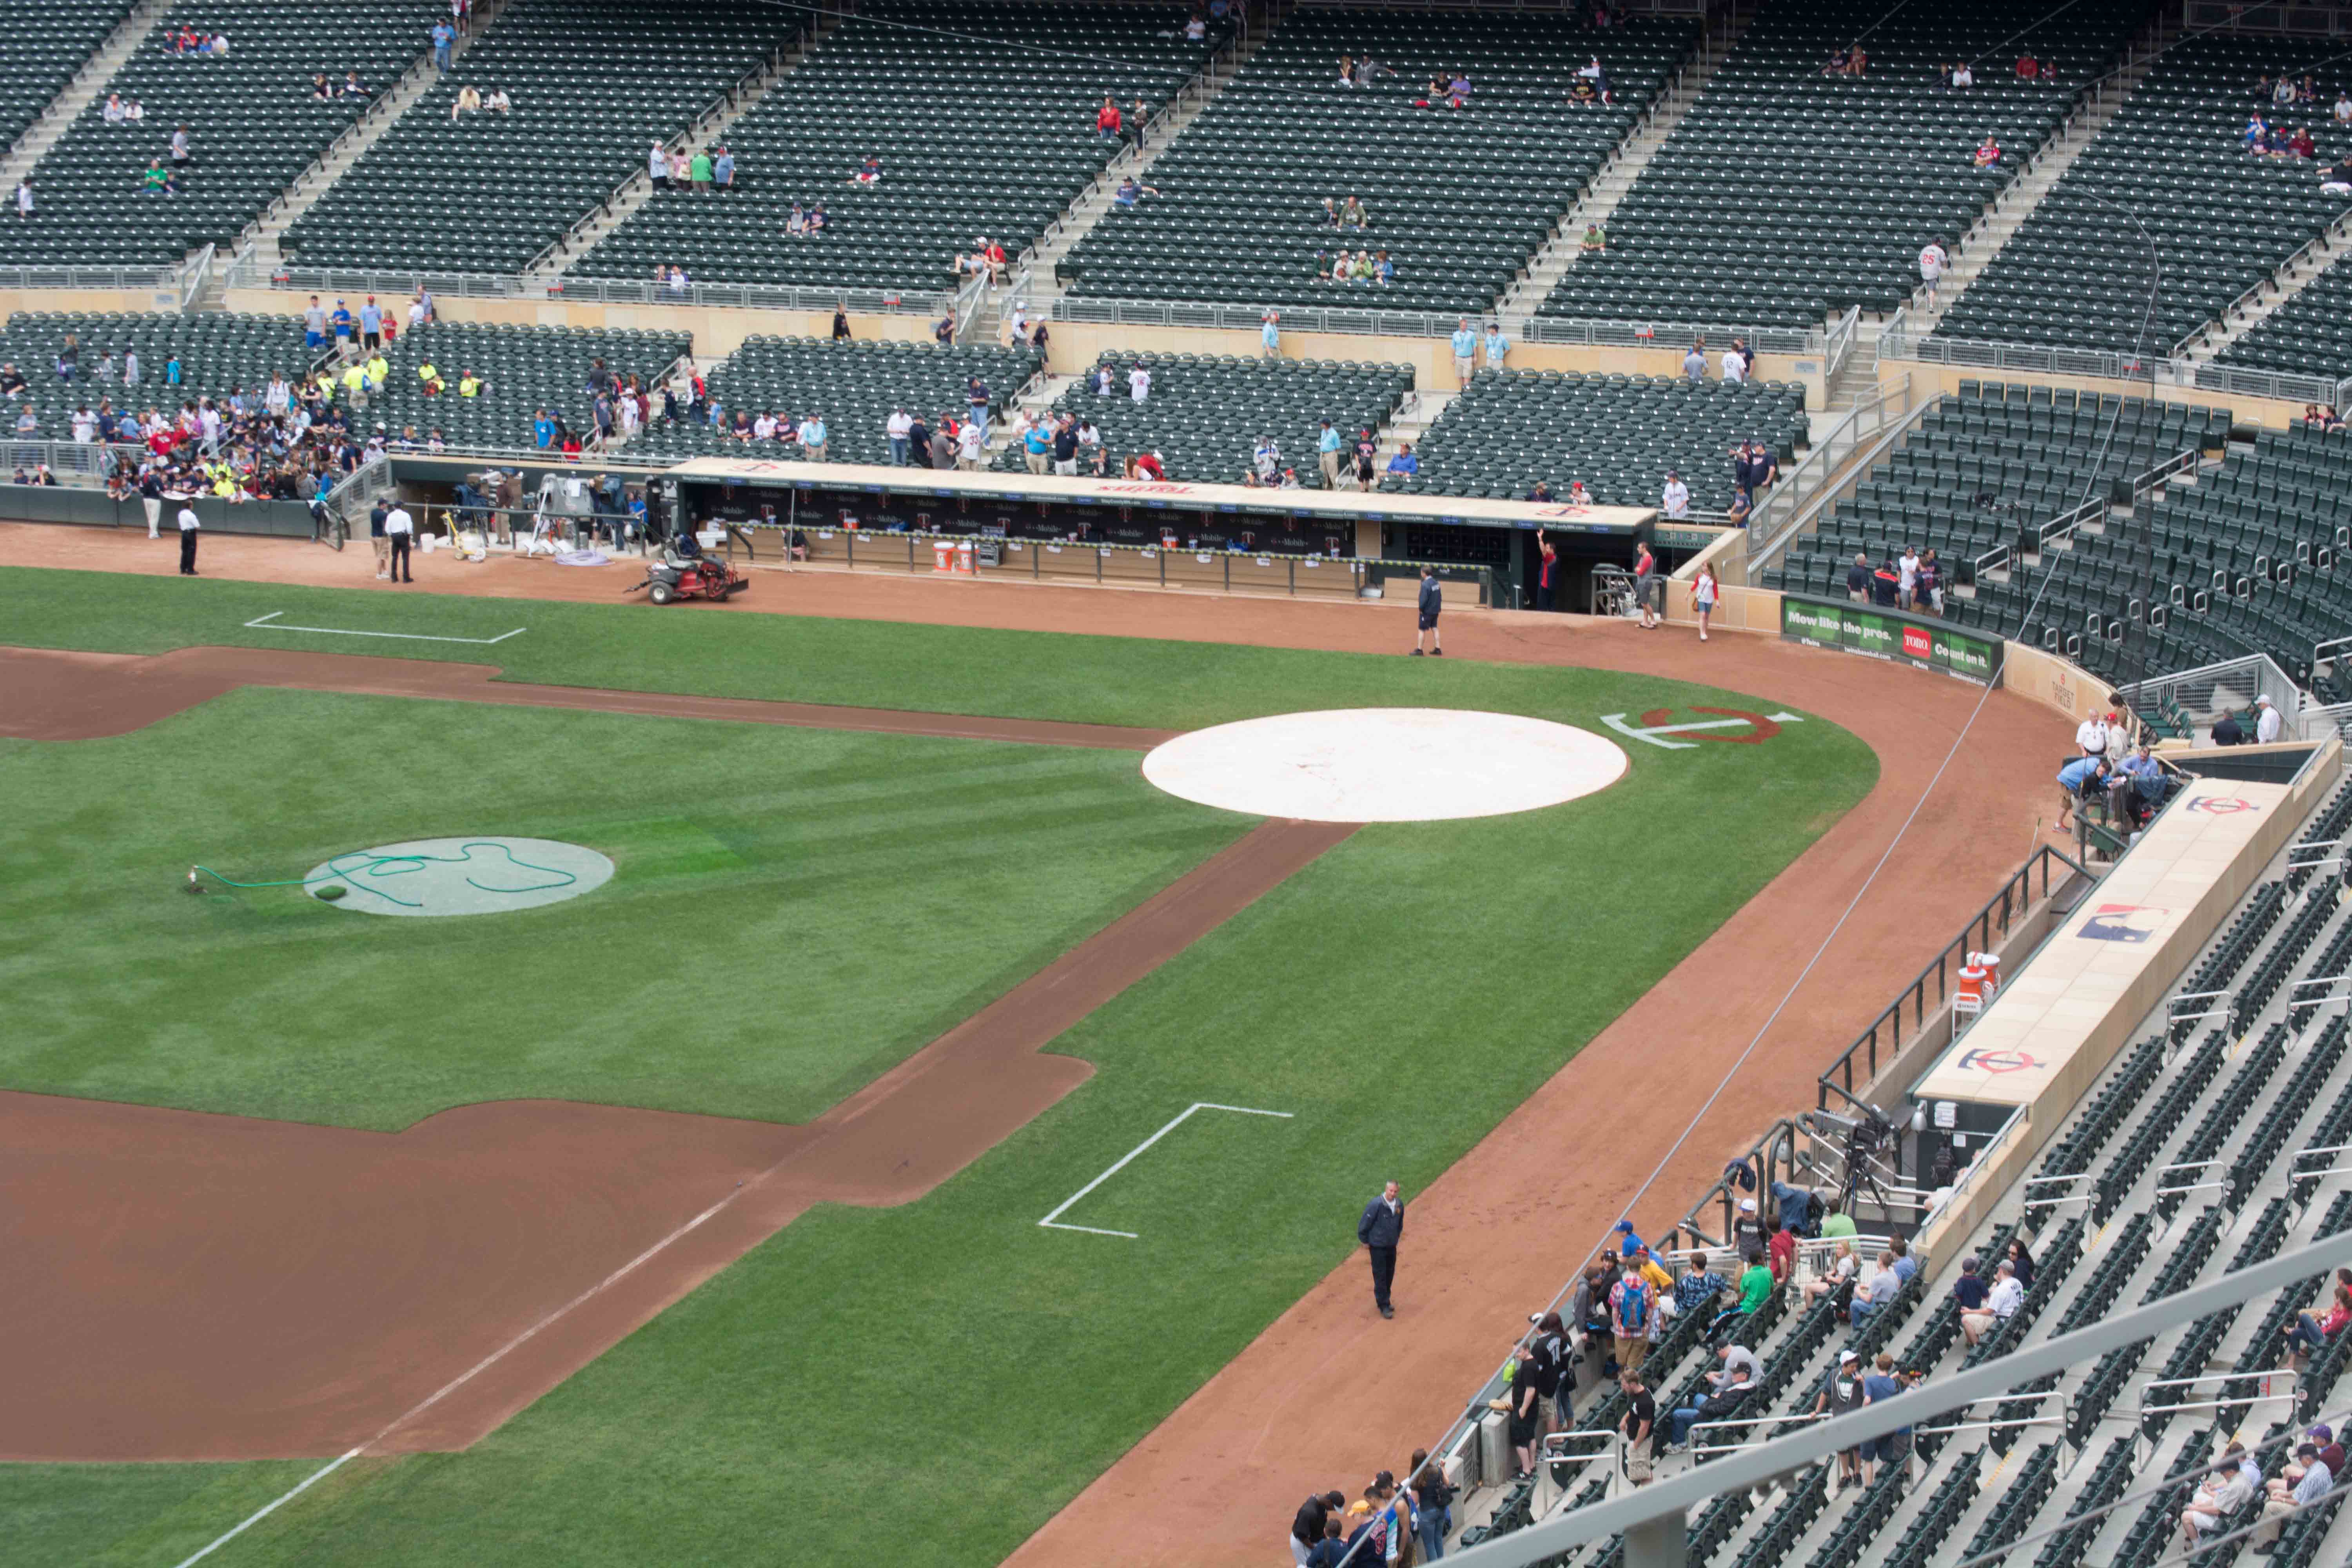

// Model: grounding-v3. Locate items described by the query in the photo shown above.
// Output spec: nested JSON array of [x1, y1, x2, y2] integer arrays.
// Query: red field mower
[[624, 547, 748, 606]]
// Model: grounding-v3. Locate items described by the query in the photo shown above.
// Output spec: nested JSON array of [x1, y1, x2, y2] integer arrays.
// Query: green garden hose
[[193, 842, 580, 909]]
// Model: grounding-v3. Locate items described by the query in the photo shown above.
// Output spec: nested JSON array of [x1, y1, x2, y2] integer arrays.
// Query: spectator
[[2285, 1280, 2352, 1367], [799, 412, 826, 461], [2256, 693, 2284, 743], [1950, 61, 1974, 89], [487, 87, 510, 114], [1918, 238, 1947, 297], [2016, 50, 2039, 77], [955, 417, 983, 471], [1617, 1368, 1656, 1486], [1887, 1236, 1917, 1285], [1682, 341, 1706, 383], [2254, 1446, 2330, 1550], [1353, 428, 1377, 491], [1632, 539, 1659, 628], [1666, 1341, 1759, 1448], [1895, 543, 1921, 609], [1609, 1260, 1654, 1374], [1720, 340, 1747, 384], [1974, 133, 2001, 169], [1491, 1343, 1542, 1477], [2336, 90, 2352, 125], [1660, 470, 1689, 519], [1581, 221, 1608, 253], [1410, 1452, 1455, 1562], [2212, 707, 2247, 745], [1095, 95, 1122, 140], [1022, 416, 1051, 474], [1802, 1239, 1859, 1308], [1111, 175, 1158, 209], [2180, 1445, 2260, 1549], [2285, 1426, 2343, 1487], [1128, 361, 1151, 403], [1450, 317, 1477, 388], [107, 91, 130, 120], [1674, 1256, 1731, 1321], [1950, 1253, 1992, 1335], [1126, 96, 1149, 149], [432, 18, 454, 70], [1858, 1354, 1906, 1485], [1713, 1249, 1775, 1341], [1808, 1350, 1868, 1487], [450, 85, 481, 119], [1849, 1251, 1902, 1325], [1385, 441, 1417, 480], [1483, 321, 1508, 371], [1340, 195, 1367, 230], [1970, 1259, 2024, 1346], [1076, 416, 1105, 475], [2005, 1237, 2036, 1292], [1818, 1199, 1855, 1240], [849, 154, 879, 185], [2056, 755, 2109, 831]]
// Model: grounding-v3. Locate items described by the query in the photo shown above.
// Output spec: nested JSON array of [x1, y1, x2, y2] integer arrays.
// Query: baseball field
[[0, 545, 1995, 1567]]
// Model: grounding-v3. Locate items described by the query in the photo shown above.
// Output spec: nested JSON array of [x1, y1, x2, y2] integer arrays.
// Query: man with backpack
[[1610, 1261, 1654, 1374]]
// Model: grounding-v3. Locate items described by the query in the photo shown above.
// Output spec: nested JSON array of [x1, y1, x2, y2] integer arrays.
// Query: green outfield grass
[[0, 567, 1878, 1568], [0, 687, 1243, 1129]]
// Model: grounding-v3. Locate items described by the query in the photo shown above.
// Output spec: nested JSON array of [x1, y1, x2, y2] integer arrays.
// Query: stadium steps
[[526, 21, 831, 286], [1492, 4, 1750, 324], [0, 0, 175, 192], [1371, 386, 1453, 467], [973, 0, 1287, 345], [238, 0, 514, 270], [2181, 213, 2352, 365], [1906, 7, 2176, 336], [987, 371, 1080, 456]]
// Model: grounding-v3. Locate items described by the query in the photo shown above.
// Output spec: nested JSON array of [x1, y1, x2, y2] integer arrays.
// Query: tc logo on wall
[[1955, 1047, 2041, 1075], [2183, 795, 2263, 816], [2079, 903, 2167, 944]]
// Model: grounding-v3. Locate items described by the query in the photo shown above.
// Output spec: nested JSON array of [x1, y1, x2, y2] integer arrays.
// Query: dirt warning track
[[0, 524, 2066, 1535]]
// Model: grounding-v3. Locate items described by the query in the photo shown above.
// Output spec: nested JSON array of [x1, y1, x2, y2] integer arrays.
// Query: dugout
[[662, 456, 1653, 609]]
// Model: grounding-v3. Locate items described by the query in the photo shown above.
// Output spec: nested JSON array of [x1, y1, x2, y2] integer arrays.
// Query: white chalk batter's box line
[[1038, 1102, 1294, 1239], [244, 610, 527, 645]]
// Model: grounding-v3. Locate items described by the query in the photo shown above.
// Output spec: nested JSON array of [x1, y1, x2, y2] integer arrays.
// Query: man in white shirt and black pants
[[176, 499, 200, 574], [385, 501, 415, 583]]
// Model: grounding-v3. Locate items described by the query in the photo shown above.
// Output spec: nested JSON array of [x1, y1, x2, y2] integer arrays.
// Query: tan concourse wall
[[0, 286, 178, 323]]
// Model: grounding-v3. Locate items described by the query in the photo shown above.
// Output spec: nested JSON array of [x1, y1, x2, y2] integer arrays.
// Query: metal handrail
[[1044, 294, 1826, 353], [223, 256, 955, 319], [1746, 374, 1922, 569], [1817, 843, 2087, 1112]]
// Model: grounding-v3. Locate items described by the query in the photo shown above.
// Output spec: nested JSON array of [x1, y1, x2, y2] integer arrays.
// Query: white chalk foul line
[[1038, 1101, 1294, 1240], [243, 610, 526, 645], [171, 1183, 743, 1568]]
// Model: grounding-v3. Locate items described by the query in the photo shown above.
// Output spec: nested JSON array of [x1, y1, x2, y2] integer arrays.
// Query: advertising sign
[[1779, 593, 2004, 686]]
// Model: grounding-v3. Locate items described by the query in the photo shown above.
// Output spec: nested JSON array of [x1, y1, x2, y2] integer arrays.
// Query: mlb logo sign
[[2080, 903, 2166, 944], [1901, 625, 1933, 660]]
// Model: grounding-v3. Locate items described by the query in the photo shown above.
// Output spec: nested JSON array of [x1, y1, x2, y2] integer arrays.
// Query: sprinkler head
[[185, 866, 202, 892]]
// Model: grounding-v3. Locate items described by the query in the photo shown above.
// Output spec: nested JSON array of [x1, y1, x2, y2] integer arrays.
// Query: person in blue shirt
[[1260, 309, 1280, 359], [1316, 419, 1342, 486], [798, 414, 826, 459], [431, 20, 454, 69], [1111, 176, 1158, 208], [1449, 317, 1477, 388], [1482, 322, 1509, 370], [358, 297, 382, 349], [1022, 417, 1051, 473], [2107, 742, 2169, 827], [330, 300, 353, 343], [2056, 755, 2109, 829], [532, 408, 555, 448], [1385, 442, 1417, 479]]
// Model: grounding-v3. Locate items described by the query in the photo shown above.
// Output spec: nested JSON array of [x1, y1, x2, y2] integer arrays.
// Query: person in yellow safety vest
[[315, 369, 339, 401], [365, 352, 388, 386], [340, 362, 365, 398], [457, 369, 481, 397], [418, 360, 441, 395]]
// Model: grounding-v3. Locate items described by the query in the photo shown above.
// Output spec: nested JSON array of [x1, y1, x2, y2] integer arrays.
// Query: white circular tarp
[[1141, 708, 1628, 823]]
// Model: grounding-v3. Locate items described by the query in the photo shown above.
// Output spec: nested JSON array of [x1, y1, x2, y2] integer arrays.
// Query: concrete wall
[[0, 287, 178, 323]]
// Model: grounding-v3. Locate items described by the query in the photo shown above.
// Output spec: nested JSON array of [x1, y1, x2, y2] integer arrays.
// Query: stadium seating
[[0, 0, 440, 269], [626, 336, 1042, 468], [0, 0, 136, 161], [1394, 370, 1806, 506], [0, 310, 305, 432], [283, 0, 787, 273], [1056, 10, 1698, 314], [992, 353, 1409, 485], [1540, 0, 2144, 328], [2220, 249, 2352, 385], [1941, 37, 2352, 354], [1768, 383, 2229, 603], [349, 319, 690, 449], [573, 3, 1219, 292]]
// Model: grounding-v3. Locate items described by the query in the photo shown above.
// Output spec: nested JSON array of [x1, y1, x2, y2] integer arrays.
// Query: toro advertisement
[[1780, 593, 2004, 686]]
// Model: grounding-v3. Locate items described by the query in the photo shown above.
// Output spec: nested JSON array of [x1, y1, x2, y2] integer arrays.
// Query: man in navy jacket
[[1359, 1181, 1405, 1318]]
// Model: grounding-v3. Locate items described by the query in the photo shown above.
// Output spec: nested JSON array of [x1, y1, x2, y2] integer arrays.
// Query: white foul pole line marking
[[243, 610, 527, 645], [171, 1183, 743, 1568], [1599, 710, 1805, 750], [1038, 1102, 1294, 1239]]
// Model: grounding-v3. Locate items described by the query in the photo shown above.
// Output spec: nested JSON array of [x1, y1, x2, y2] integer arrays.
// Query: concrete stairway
[[975, 2, 1288, 345], [2179, 215, 2352, 365], [1904, 15, 2175, 334], [238, 0, 514, 272], [0, 0, 177, 192], [1493, 6, 1751, 323], [524, 21, 834, 286], [987, 372, 1080, 459], [1370, 386, 1454, 470]]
